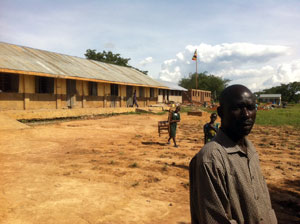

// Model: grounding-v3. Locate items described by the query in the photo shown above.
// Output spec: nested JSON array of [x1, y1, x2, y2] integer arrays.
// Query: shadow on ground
[[269, 178, 300, 224]]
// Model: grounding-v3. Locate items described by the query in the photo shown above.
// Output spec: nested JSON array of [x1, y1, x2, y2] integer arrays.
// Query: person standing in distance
[[132, 90, 139, 107], [203, 112, 219, 144], [168, 106, 181, 147], [189, 85, 277, 224]]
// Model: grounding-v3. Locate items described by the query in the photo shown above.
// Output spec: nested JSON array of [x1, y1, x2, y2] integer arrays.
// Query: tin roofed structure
[[156, 80, 187, 104], [0, 42, 168, 111], [259, 94, 281, 105]]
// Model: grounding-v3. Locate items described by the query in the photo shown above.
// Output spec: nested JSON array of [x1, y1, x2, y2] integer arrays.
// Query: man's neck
[[221, 127, 248, 153]]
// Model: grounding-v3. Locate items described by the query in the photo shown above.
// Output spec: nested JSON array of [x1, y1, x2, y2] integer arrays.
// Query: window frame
[[35, 76, 54, 94]]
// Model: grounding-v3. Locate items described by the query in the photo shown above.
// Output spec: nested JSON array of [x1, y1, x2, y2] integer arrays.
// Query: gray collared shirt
[[189, 130, 277, 224]]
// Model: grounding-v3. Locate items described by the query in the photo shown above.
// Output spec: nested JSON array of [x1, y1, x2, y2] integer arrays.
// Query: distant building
[[259, 94, 281, 105], [182, 89, 211, 105], [157, 80, 187, 104], [0, 42, 168, 111]]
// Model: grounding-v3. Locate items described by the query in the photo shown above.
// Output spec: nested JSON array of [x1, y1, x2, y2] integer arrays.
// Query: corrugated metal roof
[[259, 94, 281, 98], [0, 42, 167, 88], [156, 80, 187, 91]]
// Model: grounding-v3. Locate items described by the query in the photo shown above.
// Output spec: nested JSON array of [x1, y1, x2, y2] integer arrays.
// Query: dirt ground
[[0, 113, 299, 224]]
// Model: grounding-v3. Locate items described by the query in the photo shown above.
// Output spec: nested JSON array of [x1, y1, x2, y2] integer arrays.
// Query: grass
[[255, 104, 300, 129]]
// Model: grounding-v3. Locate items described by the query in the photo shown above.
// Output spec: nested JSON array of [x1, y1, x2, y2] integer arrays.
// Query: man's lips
[[240, 121, 254, 127]]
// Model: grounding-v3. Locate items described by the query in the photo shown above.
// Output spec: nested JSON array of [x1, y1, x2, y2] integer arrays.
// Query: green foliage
[[179, 72, 230, 101], [255, 104, 300, 128], [85, 49, 148, 75], [255, 82, 300, 103], [85, 49, 130, 66], [134, 67, 148, 75]]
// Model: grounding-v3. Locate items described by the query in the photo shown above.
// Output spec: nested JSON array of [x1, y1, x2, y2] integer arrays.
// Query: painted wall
[[0, 73, 161, 111], [24, 75, 57, 110], [158, 90, 183, 104]]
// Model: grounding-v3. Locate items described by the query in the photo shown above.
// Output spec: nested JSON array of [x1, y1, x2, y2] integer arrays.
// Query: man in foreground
[[189, 85, 277, 224]]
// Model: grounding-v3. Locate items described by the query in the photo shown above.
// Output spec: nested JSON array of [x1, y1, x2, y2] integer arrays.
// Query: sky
[[1, 0, 300, 91]]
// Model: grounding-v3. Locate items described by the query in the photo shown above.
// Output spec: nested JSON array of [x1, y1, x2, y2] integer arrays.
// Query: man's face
[[221, 90, 256, 138]]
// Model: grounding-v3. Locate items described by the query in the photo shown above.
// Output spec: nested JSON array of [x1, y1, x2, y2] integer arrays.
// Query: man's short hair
[[219, 84, 255, 108]]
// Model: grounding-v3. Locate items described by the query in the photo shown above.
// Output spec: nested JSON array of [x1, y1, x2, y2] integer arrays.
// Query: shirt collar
[[214, 129, 256, 158]]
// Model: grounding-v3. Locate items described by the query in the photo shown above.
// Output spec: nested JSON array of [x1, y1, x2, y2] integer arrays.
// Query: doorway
[[110, 84, 119, 107], [126, 86, 133, 107], [67, 79, 76, 108]]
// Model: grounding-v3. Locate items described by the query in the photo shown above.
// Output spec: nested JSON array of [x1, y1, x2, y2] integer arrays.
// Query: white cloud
[[159, 42, 299, 91], [263, 60, 300, 87], [139, 57, 153, 66]]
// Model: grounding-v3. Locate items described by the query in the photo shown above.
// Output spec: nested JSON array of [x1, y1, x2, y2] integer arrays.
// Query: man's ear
[[217, 106, 223, 118]]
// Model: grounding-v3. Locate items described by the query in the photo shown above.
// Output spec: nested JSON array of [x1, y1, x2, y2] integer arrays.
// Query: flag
[[192, 50, 197, 61]]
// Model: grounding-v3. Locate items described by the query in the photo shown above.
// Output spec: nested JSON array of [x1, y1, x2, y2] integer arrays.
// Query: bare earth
[[0, 113, 299, 224]]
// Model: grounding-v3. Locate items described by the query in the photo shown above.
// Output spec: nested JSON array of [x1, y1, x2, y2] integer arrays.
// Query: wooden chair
[[158, 110, 171, 137]]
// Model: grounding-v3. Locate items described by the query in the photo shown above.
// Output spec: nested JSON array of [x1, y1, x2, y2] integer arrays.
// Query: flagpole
[[196, 56, 198, 89], [192, 49, 198, 89]]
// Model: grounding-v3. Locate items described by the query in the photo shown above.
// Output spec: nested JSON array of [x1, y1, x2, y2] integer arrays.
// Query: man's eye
[[231, 107, 240, 111]]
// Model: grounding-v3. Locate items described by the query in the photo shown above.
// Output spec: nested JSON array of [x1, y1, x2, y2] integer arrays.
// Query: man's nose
[[241, 107, 250, 118]]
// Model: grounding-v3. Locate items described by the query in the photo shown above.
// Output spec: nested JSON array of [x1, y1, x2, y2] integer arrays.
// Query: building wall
[[24, 75, 57, 110], [0, 74, 24, 110], [157, 89, 184, 104], [0, 92, 24, 110], [182, 89, 211, 104], [169, 95, 182, 103], [0, 73, 161, 111], [259, 97, 281, 105]]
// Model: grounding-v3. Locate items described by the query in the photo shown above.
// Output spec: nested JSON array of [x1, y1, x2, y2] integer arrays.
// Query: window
[[111, 84, 118, 96], [150, 88, 154, 98], [35, 76, 54, 93], [89, 82, 98, 96], [139, 87, 144, 97], [0, 74, 19, 92]]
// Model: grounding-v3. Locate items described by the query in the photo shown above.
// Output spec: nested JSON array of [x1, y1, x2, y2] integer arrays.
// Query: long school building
[[0, 43, 168, 111]]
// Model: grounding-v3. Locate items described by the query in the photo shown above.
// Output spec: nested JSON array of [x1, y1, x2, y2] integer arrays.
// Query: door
[[110, 84, 119, 107], [67, 79, 76, 108], [126, 86, 133, 107]]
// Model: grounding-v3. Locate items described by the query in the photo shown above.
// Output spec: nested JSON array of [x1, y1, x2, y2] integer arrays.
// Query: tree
[[84, 49, 148, 75], [255, 81, 300, 103], [179, 72, 230, 101], [85, 49, 130, 66]]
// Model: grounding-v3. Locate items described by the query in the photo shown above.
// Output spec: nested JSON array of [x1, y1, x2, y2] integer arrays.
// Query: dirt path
[[0, 113, 299, 224]]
